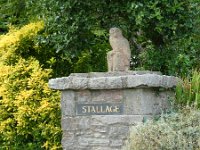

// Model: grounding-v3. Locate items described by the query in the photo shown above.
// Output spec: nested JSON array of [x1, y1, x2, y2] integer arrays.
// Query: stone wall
[[49, 71, 178, 150]]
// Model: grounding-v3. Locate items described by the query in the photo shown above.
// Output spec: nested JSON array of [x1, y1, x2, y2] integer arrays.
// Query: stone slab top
[[48, 71, 180, 90], [70, 71, 162, 77]]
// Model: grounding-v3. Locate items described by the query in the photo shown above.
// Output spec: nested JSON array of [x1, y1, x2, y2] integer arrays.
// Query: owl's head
[[109, 27, 122, 37]]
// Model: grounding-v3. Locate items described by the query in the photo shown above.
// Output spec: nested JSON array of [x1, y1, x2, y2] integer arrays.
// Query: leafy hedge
[[1, 0, 199, 77], [0, 22, 61, 149]]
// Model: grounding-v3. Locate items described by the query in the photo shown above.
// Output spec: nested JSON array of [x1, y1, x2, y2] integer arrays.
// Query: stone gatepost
[[48, 71, 178, 150]]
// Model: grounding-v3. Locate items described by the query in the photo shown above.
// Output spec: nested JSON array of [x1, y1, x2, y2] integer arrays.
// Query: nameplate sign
[[76, 103, 124, 115]]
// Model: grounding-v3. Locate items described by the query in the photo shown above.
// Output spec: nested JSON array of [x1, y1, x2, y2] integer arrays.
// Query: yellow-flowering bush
[[0, 22, 61, 149], [0, 21, 44, 64], [0, 22, 43, 48]]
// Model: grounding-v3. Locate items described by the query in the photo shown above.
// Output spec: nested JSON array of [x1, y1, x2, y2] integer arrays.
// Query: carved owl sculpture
[[107, 27, 131, 71]]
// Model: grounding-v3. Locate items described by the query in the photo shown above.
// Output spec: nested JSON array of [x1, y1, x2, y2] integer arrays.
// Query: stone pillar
[[48, 71, 178, 150]]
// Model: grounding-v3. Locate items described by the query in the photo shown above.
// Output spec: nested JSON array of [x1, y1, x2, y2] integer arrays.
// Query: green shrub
[[127, 108, 200, 150], [0, 22, 61, 149], [176, 70, 200, 108], [1, 0, 199, 76]]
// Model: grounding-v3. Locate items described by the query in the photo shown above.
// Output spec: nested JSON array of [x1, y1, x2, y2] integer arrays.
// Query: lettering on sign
[[76, 103, 123, 115]]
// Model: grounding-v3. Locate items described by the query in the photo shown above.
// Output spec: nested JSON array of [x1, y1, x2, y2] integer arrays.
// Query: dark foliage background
[[1, 0, 199, 77]]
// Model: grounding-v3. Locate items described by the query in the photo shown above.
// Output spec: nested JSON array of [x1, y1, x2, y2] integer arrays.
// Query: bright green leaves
[[176, 70, 200, 108]]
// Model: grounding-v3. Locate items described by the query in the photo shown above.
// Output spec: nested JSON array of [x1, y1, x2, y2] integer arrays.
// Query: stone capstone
[[49, 71, 178, 90]]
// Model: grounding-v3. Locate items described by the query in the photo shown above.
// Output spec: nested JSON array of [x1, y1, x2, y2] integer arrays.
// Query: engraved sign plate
[[76, 103, 124, 115]]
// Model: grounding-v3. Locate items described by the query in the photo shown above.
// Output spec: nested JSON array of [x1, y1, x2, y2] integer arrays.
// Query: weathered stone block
[[78, 117, 91, 130], [124, 89, 173, 115], [91, 115, 149, 125], [71, 77, 88, 89], [48, 71, 179, 149], [62, 132, 76, 149], [76, 90, 91, 102], [91, 90, 123, 102], [88, 77, 107, 89], [94, 147, 121, 150], [61, 91, 75, 117], [105, 76, 123, 89], [78, 137, 110, 146], [49, 71, 178, 90], [62, 117, 78, 131], [110, 139, 124, 147], [109, 126, 129, 139]]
